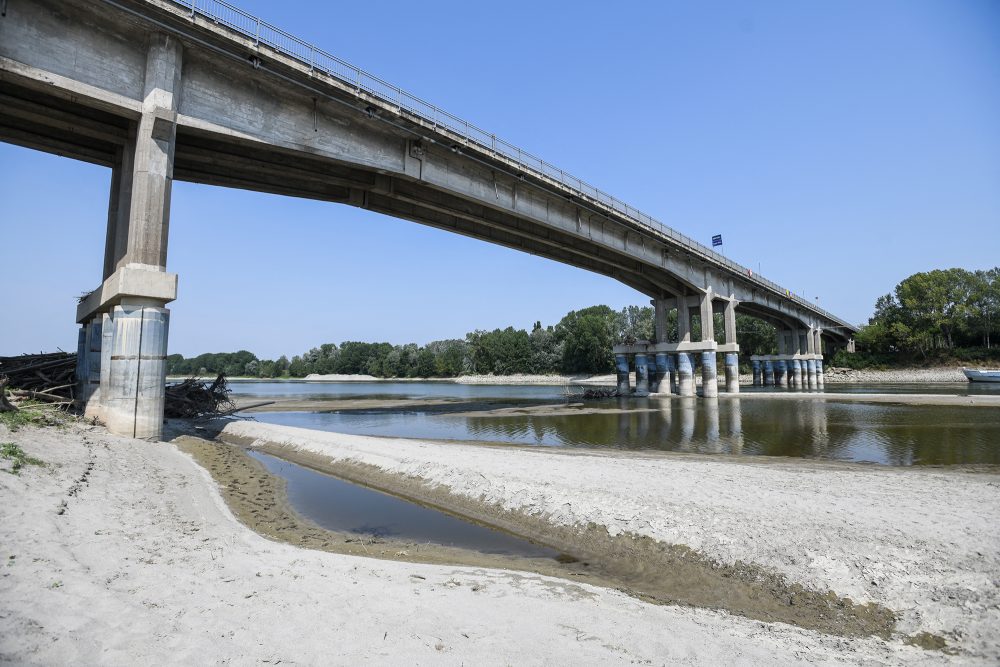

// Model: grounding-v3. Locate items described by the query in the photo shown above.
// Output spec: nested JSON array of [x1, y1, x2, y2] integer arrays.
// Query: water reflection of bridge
[[468, 398, 845, 460]]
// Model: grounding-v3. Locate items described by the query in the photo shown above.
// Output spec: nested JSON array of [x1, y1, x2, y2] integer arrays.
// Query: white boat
[[962, 368, 1000, 383]]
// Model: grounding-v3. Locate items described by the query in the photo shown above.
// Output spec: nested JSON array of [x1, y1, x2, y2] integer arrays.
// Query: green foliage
[[856, 267, 999, 358], [1, 442, 45, 475], [555, 305, 617, 374], [0, 404, 51, 431], [735, 315, 778, 356]]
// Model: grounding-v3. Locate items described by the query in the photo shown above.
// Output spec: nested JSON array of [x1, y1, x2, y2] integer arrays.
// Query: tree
[[555, 305, 616, 374]]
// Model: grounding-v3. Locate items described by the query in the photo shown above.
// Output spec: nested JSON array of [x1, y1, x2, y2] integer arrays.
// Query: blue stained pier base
[[634, 354, 650, 396], [776, 359, 787, 387], [763, 360, 775, 386], [816, 358, 824, 385], [701, 351, 718, 398], [791, 359, 802, 387], [667, 354, 678, 394], [615, 354, 630, 395], [806, 359, 817, 388], [677, 352, 695, 396], [752, 359, 761, 386], [724, 353, 739, 393], [653, 353, 668, 393]]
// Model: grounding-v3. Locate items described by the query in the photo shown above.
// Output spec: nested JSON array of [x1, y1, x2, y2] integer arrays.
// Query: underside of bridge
[[0, 0, 856, 438]]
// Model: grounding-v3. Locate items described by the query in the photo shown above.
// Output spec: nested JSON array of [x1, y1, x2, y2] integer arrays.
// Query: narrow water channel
[[247, 450, 563, 559]]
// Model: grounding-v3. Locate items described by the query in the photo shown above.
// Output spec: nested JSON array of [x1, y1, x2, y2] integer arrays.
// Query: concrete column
[[806, 358, 817, 388], [98, 312, 114, 419], [815, 358, 825, 386], [677, 303, 691, 343], [653, 299, 670, 344], [791, 359, 803, 388], [775, 359, 787, 387], [677, 353, 695, 396], [75, 318, 103, 410], [634, 353, 650, 396], [724, 352, 739, 393], [103, 304, 170, 439], [699, 290, 715, 342], [752, 359, 761, 386], [701, 351, 718, 398], [87, 34, 183, 439], [615, 354, 630, 395], [653, 353, 668, 393], [103, 132, 137, 279], [723, 299, 737, 346], [75, 325, 89, 406], [667, 354, 678, 394], [126, 35, 183, 269], [763, 360, 775, 386]]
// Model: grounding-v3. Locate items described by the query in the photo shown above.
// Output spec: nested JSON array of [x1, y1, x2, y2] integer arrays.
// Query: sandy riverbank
[[3, 417, 997, 663]]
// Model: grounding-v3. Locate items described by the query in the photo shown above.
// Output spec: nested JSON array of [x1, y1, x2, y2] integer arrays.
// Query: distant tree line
[[166, 304, 779, 378], [855, 268, 999, 359]]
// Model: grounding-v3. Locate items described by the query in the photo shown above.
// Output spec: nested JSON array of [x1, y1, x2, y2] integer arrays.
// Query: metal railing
[[175, 0, 851, 328]]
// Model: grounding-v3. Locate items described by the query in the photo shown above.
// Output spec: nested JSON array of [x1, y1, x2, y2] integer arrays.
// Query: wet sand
[[182, 433, 898, 639]]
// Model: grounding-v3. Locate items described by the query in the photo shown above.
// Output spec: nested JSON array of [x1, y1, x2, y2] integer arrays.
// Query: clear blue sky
[[2, 0, 998, 359]]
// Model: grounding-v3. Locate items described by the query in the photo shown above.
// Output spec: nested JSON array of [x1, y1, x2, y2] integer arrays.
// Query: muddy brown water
[[176, 434, 917, 642]]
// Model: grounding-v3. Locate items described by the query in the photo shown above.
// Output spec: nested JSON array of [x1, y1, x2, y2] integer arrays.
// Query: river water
[[232, 381, 1000, 466]]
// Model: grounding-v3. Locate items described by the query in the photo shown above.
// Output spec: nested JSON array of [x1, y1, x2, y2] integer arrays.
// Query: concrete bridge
[[0, 0, 856, 438]]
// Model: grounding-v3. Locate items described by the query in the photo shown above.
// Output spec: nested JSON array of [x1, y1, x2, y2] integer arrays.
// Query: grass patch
[[0, 401, 68, 431], [1, 442, 45, 475]]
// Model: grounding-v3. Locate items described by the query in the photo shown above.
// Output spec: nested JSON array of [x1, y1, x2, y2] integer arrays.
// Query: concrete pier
[[763, 360, 775, 386], [634, 354, 650, 396], [701, 351, 718, 398], [775, 359, 787, 387], [806, 359, 817, 388], [724, 353, 740, 394], [752, 359, 762, 386], [615, 354, 630, 395], [653, 353, 668, 393], [677, 353, 695, 396], [667, 354, 678, 394], [791, 359, 802, 387], [103, 304, 170, 439], [816, 358, 825, 386]]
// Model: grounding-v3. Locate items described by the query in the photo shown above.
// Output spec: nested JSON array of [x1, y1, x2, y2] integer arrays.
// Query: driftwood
[[164, 374, 235, 419], [0, 377, 17, 413], [1, 353, 239, 420], [580, 387, 621, 399], [0, 352, 77, 403]]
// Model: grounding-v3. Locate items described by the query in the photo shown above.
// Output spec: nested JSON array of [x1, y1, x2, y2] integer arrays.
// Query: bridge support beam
[[73, 34, 182, 440], [752, 359, 762, 386]]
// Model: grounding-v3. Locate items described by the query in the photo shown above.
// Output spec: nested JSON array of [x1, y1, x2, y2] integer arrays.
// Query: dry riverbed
[[2, 417, 997, 664]]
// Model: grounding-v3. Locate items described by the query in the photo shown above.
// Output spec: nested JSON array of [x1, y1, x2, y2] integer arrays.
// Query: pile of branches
[[579, 386, 620, 400], [165, 374, 235, 419], [0, 352, 77, 412]]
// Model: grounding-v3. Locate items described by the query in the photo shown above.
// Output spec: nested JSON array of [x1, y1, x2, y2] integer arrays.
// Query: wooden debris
[[0, 352, 76, 404], [164, 374, 235, 419], [0, 377, 17, 413]]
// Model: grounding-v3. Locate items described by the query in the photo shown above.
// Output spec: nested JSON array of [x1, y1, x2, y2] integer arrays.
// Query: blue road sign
[[712, 234, 723, 247]]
